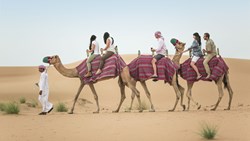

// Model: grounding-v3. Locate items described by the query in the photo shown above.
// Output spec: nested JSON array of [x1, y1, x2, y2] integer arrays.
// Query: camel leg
[[119, 67, 142, 112], [187, 90, 191, 110], [224, 73, 233, 110], [169, 74, 186, 112], [186, 82, 201, 110], [127, 79, 142, 112], [169, 74, 182, 112], [175, 73, 186, 111], [113, 76, 126, 113], [89, 83, 100, 114], [125, 91, 135, 112], [130, 82, 142, 112], [134, 89, 142, 112], [127, 82, 137, 112], [140, 81, 155, 112], [211, 75, 224, 111], [178, 84, 186, 111], [68, 82, 85, 114]]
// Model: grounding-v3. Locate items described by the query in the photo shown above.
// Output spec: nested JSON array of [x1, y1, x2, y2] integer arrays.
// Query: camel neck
[[172, 51, 182, 66], [172, 43, 185, 66], [53, 62, 79, 78]]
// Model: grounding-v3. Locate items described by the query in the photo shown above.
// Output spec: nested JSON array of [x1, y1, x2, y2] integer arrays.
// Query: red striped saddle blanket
[[179, 56, 229, 83], [76, 54, 126, 84], [128, 55, 178, 84]]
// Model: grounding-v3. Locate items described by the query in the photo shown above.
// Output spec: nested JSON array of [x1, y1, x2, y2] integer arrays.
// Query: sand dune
[[0, 55, 250, 141]]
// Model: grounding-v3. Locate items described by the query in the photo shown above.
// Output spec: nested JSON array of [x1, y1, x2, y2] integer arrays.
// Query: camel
[[179, 50, 233, 111], [128, 40, 186, 112], [45, 55, 143, 114]]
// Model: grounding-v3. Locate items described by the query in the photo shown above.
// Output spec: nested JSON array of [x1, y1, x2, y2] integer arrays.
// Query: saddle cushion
[[128, 55, 178, 84], [76, 54, 126, 84], [179, 56, 229, 83]]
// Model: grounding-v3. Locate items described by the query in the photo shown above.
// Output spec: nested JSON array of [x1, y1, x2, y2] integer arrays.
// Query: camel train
[[43, 36, 233, 114]]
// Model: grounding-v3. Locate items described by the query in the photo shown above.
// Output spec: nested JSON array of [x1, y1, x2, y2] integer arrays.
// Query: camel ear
[[55, 55, 58, 58]]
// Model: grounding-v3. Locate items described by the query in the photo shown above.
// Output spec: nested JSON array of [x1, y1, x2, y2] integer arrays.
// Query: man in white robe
[[37, 65, 53, 115]]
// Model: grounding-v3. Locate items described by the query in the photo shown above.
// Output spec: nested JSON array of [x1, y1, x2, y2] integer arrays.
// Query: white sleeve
[[156, 39, 164, 52], [92, 41, 96, 46], [39, 73, 47, 91]]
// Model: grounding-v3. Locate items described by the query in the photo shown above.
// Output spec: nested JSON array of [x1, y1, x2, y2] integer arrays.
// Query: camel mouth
[[43, 56, 52, 64]]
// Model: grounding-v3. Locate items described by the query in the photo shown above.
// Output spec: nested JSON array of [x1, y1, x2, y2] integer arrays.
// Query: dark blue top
[[188, 40, 203, 57]]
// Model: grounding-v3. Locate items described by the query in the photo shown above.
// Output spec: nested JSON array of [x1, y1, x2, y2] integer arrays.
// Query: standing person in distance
[[37, 65, 53, 115]]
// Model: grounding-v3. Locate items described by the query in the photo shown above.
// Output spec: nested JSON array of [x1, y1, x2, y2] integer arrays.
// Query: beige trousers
[[203, 54, 216, 75]]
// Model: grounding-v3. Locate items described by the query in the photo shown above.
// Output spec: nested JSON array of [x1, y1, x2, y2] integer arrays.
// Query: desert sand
[[0, 55, 250, 141]]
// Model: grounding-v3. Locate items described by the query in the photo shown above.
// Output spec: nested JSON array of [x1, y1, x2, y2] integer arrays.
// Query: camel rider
[[85, 35, 100, 77], [203, 33, 217, 79], [37, 65, 53, 115], [95, 32, 116, 75], [151, 31, 167, 79], [181, 32, 203, 80]]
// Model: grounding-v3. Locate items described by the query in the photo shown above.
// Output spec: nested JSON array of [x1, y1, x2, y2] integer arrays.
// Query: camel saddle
[[128, 55, 178, 84], [76, 54, 126, 84], [179, 56, 229, 83]]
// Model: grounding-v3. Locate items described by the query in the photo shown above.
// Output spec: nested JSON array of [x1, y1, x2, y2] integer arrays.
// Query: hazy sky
[[0, 0, 249, 66]]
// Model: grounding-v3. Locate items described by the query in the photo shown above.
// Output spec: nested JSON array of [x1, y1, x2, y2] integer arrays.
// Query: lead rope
[[45, 65, 50, 73]]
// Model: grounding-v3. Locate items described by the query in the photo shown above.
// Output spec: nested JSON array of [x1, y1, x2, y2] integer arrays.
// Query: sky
[[0, 0, 250, 66]]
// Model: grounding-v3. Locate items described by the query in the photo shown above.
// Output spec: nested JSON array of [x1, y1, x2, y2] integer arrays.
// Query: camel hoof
[[210, 108, 216, 111], [197, 105, 201, 110], [139, 110, 143, 113], [93, 111, 99, 114], [224, 108, 230, 110], [168, 109, 174, 112], [112, 110, 119, 113], [149, 109, 155, 112], [182, 105, 186, 111], [68, 111, 73, 114]]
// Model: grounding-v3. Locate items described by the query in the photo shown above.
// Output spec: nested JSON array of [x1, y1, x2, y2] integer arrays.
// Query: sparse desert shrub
[[19, 97, 26, 104], [26, 99, 38, 108], [198, 122, 218, 140], [0, 103, 6, 111], [56, 102, 68, 112], [4, 102, 20, 114]]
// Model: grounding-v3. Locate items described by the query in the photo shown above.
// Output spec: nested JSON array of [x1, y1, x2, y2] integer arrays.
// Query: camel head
[[171, 38, 186, 65], [43, 55, 61, 65], [175, 41, 185, 53], [170, 38, 185, 53]]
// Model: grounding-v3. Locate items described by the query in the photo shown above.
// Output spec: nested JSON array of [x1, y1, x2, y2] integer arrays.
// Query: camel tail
[[223, 72, 233, 94], [223, 74, 227, 89]]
